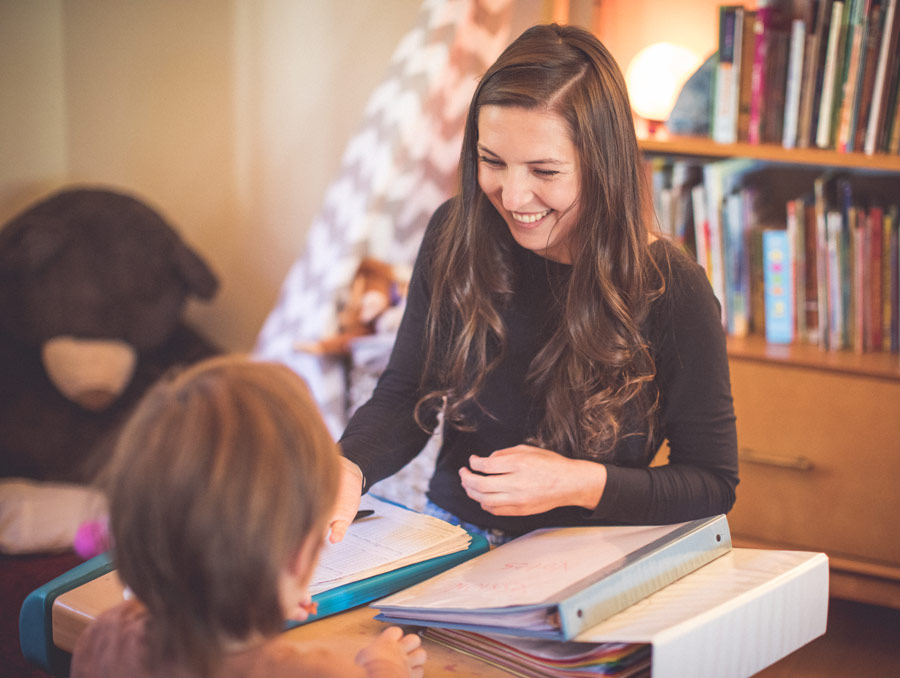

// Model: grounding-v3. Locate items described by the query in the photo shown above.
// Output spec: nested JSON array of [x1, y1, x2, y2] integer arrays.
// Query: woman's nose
[[501, 172, 532, 211]]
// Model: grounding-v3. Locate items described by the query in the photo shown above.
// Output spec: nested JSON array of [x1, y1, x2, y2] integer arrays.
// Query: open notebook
[[309, 494, 473, 594]]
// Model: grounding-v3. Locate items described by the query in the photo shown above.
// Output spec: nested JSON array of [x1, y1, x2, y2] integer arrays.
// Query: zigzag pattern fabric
[[254, 0, 513, 435]]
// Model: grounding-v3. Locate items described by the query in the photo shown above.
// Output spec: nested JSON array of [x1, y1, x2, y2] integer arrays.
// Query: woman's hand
[[328, 457, 364, 543], [459, 444, 607, 516], [355, 626, 426, 678]]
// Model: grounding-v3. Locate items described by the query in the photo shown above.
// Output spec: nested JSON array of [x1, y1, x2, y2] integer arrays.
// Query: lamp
[[625, 42, 701, 134]]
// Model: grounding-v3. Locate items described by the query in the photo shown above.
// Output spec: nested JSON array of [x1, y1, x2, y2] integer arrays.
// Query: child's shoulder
[[243, 637, 364, 678], [70, 600, 149, 677]]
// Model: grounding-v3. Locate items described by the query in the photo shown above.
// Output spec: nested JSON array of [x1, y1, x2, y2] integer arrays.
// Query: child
[[71, 355, 426, 677]]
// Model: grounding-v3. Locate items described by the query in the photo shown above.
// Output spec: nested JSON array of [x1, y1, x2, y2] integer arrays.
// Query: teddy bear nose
[[77, 389, 119, 412], [41, 336, 138, 411]]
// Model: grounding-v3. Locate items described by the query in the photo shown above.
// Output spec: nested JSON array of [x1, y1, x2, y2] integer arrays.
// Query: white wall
[[1, 0, 421, 351]]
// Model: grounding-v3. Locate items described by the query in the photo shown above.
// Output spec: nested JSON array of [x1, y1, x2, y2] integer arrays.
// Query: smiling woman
[[332, 23, 738, 547], [476, 105, 580, 264]]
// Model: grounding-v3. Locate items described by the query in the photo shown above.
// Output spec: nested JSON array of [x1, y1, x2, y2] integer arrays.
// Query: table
[[51, 570, 507, 677]]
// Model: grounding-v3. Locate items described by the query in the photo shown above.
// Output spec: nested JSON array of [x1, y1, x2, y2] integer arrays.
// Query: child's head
[[104, 354, 339, 671]]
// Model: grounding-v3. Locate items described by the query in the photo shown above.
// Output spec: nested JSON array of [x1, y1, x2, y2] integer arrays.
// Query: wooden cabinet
[[641, 135, 900, 608], [727, 336, 900, 608]]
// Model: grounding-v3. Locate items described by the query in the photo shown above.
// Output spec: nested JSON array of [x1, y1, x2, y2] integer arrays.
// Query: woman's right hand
[[328, 456, 364, 543], [355, 626, 426, 678]]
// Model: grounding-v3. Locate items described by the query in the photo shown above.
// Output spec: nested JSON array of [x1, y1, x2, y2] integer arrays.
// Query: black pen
[[353, 509, 374, 522]]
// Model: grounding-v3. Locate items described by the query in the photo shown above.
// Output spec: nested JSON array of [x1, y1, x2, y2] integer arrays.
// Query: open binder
[[374, 514, 731, 640]]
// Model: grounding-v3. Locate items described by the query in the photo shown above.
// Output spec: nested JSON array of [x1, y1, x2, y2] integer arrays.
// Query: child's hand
[[355, 626, 426, 678]]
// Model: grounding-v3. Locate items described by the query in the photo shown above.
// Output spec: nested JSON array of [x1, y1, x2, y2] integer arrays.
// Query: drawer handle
[[739, 448, 814, 472]]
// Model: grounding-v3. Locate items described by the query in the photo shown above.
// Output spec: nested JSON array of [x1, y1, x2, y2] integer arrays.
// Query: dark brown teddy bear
[[0, 187, 219, 483]]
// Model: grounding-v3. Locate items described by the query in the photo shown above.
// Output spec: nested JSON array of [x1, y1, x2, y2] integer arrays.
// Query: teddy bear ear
[[0, 215, 74, 277], [171, 240, 219, 300]]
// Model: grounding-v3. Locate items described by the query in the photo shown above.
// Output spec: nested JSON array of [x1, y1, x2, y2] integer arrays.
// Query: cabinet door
[[728, 358, 900, 569]]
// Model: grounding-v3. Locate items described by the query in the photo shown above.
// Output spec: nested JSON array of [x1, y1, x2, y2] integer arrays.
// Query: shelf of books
[[642, 135, 900, 378], [639, 0, 900, 381]]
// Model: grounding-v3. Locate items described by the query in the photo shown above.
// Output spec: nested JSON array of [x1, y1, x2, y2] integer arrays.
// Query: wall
[[1, 0, 421, 351], [593, 0, 732, 77], [0, 3, 68, 216], [1, 0, 729, 352]]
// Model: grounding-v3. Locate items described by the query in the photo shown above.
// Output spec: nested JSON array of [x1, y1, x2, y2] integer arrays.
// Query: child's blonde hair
[[104, 355, 339, 673]]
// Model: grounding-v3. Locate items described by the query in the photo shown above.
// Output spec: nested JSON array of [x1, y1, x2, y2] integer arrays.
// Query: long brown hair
[[105, 355, 339, 674], [417, 23, 662, 460]]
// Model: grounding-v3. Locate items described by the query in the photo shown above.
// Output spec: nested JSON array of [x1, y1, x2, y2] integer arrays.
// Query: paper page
[[375, 522, 683, 611], [309, 495, 470, 594]]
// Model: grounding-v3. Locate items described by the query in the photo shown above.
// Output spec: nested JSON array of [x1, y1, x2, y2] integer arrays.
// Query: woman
[[331, 23, 738, 546]]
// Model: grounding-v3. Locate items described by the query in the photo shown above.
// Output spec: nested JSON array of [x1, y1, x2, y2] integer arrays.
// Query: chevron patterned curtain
[[254, 0, 514, 436]]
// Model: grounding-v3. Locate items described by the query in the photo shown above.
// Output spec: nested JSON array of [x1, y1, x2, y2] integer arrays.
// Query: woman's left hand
[[459, 444, 607, 516]]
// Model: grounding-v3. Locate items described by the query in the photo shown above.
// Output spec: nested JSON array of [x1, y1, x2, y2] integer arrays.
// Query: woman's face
[[477, 105, 581, 264]]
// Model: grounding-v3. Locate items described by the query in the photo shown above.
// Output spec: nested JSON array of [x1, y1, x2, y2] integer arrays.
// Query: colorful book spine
[[798, 0, 835, 149], [813, 174, 834, 349], [714, 6, 742, 144], [737, 9, 759, 142], [889, 206, 899, 352], [827, 210, 847, 349], [749, 2, 790, 144], [787, 197, 807, 340], [869, 205, 884, 350], [883, 206, 894, 351], [783, 18, 808, 148], [852, 0, 885, 150], [864, 0, 899, 154], [817, 1, 847, 148], [764, 229, 794, 343], [836, 0, 871, 152], [804, 198, 821, 345]]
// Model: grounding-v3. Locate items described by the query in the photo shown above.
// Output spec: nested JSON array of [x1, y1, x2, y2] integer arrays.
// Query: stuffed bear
[[0, 186, 219, 486], [295, 256, 411, 357]]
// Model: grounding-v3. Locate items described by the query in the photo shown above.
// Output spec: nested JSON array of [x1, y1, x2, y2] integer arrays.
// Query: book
[[737, 9, 759, 142], [869, 205, 884, 350], [853, 0, 885, 150], [787, 197, 807, 340], [827, 208, 849, 349], [817, 1, 848, 147], [889, 205, 900, 351], [798, 0, 835, 148], [864, 0, 899, 153], [883, 205, 895, 350], [701, 158, 760, 325], [713, 6, 744, 144], [724, 185, 761, 337], [763, 229, 794, 343], [783, 17, 808, 148], [373, 514, 732, 641], [749, 1, 792, 144], [802, 196, 822, 344], [423, 549, 829, 678], [836, 0, 872, 152], [813, 172, 838, 348]]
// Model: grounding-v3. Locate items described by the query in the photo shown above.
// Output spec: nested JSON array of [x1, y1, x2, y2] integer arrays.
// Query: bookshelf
[[641, 134, 900, 608], [640, 133, 900, 172]]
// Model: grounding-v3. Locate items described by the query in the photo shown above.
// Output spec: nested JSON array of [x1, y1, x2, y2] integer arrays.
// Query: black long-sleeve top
[[340, 202, 738, 534]]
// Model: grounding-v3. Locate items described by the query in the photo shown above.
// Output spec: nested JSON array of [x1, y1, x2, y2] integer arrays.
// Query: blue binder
[[19, 532, 489, 676]]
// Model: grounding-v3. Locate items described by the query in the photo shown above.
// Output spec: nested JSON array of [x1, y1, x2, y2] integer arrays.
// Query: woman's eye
[[479, 156, 503, 167], [535, 169, 559, 177]]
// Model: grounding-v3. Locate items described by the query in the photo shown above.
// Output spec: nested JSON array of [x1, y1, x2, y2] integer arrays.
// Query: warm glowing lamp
[[625, 42, 701, 134]]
